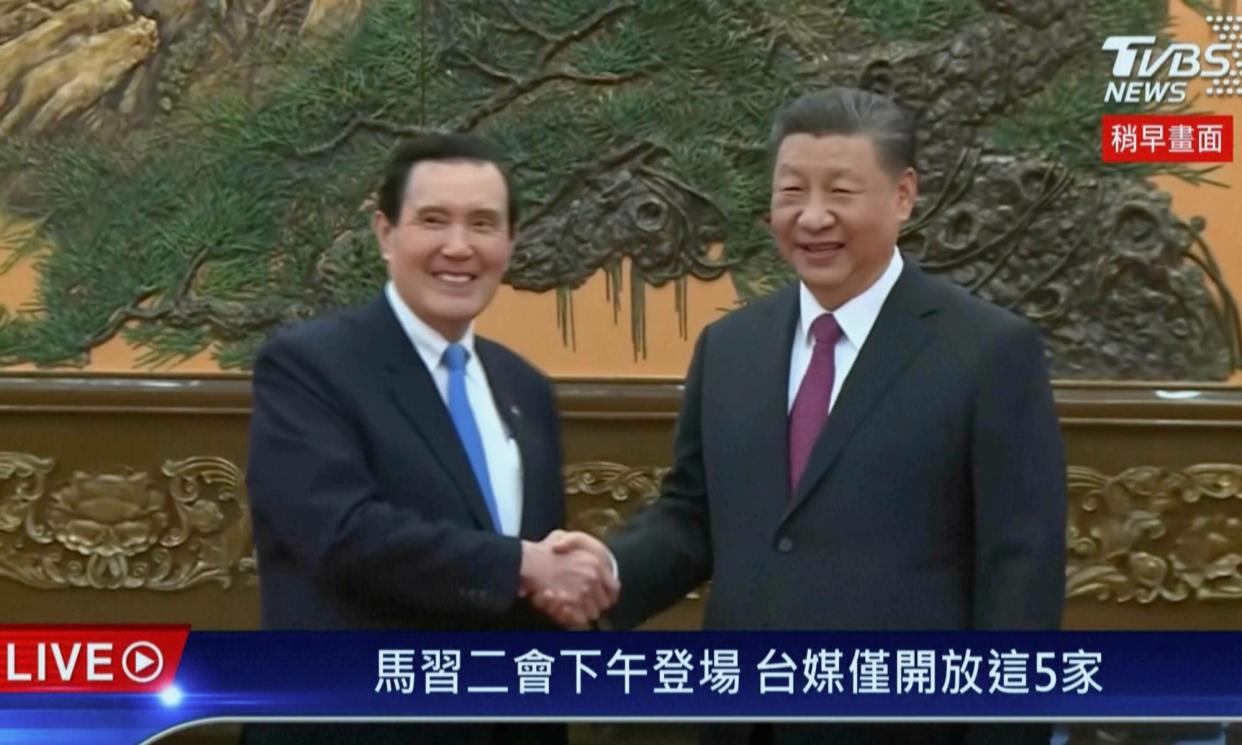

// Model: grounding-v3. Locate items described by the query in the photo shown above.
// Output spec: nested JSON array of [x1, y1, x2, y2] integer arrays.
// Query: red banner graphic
[[1101, 114, 1234, 163], [0, 625, 189, 693]]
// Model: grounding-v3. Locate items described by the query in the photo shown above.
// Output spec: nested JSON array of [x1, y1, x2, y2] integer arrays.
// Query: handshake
[[518, 530, 619, 629]]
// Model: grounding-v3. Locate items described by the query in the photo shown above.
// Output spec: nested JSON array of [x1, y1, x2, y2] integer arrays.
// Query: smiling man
[[547, 88, 1068, 745], [245, 134, 616, 745]]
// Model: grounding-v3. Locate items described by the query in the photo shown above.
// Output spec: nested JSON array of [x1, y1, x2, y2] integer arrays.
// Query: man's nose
[[797, 200, 836, 231], [441, 224, 473, 257]]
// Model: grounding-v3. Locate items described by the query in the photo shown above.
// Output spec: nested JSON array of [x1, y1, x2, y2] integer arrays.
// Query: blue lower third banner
[[1, 629, 1240, 743]]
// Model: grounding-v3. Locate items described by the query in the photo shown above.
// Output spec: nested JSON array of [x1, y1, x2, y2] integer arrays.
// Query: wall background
[[4, 6, 1242, 743], [1, 0, 1240, 380]]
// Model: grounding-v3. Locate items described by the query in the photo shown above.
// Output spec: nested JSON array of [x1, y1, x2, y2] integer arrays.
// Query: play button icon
[[121, 641, 164, 684], [133, 650, 155, 674]]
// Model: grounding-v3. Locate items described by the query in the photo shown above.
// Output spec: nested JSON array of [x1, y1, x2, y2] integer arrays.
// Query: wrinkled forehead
[[772, 133, 887, 180]]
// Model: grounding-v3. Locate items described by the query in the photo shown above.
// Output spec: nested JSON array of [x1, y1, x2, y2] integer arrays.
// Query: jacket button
[[777, 537, 794, 553]]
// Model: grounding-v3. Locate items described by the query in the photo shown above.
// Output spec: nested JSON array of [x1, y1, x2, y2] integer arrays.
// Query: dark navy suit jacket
[[608, 261, 1068, 745], [245, 294, 566, 744]]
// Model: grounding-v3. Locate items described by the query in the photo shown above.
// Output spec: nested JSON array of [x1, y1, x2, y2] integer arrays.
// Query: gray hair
[[767, 88, 916, 175]]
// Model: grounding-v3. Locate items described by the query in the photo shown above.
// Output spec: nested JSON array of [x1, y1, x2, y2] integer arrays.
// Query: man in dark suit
[[547, 89, 1067, 744], [245, 134, 617, 744]]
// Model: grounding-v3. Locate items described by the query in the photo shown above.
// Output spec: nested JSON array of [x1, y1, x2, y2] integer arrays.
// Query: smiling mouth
[[433, 272, 477, 285], [797, 241, 845, 254]]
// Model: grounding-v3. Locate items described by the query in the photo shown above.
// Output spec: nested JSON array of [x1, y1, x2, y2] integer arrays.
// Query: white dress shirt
[[788, 248, 904, 413], [385, 282, 524, 536]]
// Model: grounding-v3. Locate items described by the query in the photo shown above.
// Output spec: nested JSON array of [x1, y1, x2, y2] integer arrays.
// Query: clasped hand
[[519, 530, 618, 629]]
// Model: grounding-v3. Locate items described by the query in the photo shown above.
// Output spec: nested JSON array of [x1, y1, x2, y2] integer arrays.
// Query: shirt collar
[[797, 247, 904, 349], [384, 281, 476, 371]]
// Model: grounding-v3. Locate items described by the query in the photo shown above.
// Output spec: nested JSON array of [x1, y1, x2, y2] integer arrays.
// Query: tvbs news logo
[[1, 626, 188, 692], [1100, 16, 1237, 164], [1102, 15, 1242, 104]]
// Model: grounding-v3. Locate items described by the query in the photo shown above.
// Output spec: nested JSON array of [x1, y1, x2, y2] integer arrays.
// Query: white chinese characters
[[371, 646, 1103, 696]]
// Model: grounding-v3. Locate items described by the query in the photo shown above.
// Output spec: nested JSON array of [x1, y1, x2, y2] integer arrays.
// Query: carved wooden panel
[[5, 448, 1242, 609], [564, 461, 669, 538], [566, 460, 1242, 606], [1066, 464, 1242, 604], [0, 452, 256, 591]]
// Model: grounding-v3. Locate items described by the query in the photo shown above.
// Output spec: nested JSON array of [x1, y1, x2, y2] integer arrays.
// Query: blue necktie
[[442, 344, 502, 532]]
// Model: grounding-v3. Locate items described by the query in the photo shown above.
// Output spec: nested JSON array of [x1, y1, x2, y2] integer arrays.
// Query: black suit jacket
[[244, 294, 567, 744], [607, 260, 1067, 744]]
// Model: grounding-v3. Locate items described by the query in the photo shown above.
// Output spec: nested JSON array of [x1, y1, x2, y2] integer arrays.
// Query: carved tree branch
[[496, 0, 555, 42], [115, 299, 292, 338], [456, 68, 642, 131], [522, 140, 660, 226], [709, 136, 765, 155], [295, 116, 433, 157], [80, 245, 295, 357], [454, 49, 522, 84], [547, 70, 637, 85], [538, 2, 637, 67], [494, 1, 637, 67], [299, 3, 640, 148], [79, 286, 161, 354]]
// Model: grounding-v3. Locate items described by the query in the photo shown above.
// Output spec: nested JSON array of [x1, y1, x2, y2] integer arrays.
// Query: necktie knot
[[443, 343, 469, 372], [810, 314, 842, 348]]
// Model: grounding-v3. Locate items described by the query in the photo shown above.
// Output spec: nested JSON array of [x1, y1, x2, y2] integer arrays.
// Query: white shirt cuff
[[607, 548, 619, 581]]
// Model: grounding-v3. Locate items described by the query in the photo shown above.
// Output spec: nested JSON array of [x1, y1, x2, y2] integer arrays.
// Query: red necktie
[[788, 314, 843, 493]]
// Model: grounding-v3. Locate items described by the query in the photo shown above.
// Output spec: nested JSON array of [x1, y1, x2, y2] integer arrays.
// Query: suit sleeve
[[246, 334, 523, 617], [970, 321, 1067, 629], [605, 328, 714, 629]]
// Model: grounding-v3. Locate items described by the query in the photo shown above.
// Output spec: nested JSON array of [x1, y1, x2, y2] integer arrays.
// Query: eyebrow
[[410, 205, 502, 219], [775, 164, 860, 179]]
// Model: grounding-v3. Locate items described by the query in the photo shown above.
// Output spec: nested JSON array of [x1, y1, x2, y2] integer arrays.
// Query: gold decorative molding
[[1067, 464, 1242, 603], [0, 452, 256, 591], [564, 461, 697, 602], [566, 460, 1242, 606], [564, 461, 669, 538], [7, 453, 1242, 606]]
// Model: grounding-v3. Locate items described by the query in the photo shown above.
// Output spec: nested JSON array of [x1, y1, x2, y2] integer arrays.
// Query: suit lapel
[[785, 263, 940, 515], [739, 286, 802, 503], [370, 297, 498, 532]]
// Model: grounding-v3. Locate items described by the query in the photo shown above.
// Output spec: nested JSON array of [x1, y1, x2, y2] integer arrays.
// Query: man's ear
[[373, 210, 394, 264], [895, 168, 918, 222]]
